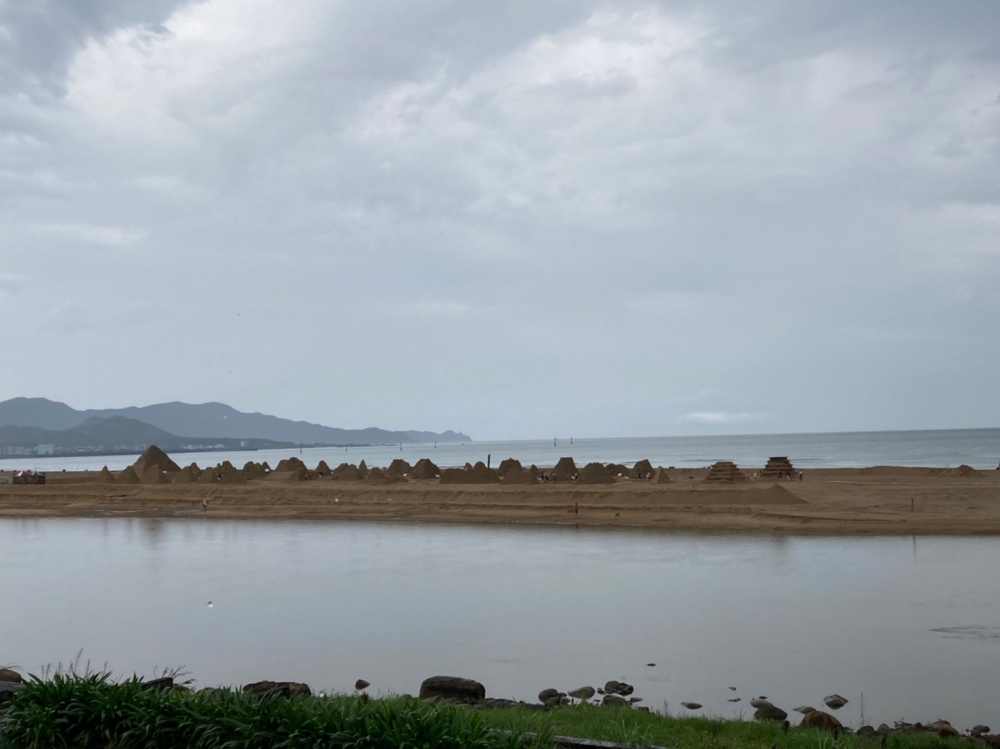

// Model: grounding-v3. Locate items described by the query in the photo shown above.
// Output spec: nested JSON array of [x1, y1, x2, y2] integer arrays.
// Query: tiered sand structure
[[548, 457, 578, 481], [117, 466, 140, 484], [386, 459, 411, 479], [651, 467, 671, 484], [440, 462, 499, 484], [705, 461, 746, 482], [497, 458, 522, 477], [628, 459, 654, 480], [409, 458, 441, 479], [131, 445, 181, 476], [761, 457, 795, 479], [578, 462, 614, 484]]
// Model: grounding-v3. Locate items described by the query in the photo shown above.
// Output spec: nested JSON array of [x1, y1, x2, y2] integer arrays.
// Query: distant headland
[[0, 397, 470, 458]]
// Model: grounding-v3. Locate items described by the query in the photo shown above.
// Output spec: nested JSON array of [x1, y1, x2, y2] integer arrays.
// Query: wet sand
[[3, 466, 1000, 534]]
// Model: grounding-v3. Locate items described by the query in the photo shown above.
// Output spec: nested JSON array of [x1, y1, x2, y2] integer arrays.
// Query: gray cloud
[[1, 0, 998, 438]]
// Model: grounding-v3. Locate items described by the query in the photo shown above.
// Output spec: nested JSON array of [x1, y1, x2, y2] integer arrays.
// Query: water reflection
[[1, 520, 999, 729]]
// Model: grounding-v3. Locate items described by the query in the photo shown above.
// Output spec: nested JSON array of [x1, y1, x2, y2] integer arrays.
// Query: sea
[[2, 428, 999, 473]]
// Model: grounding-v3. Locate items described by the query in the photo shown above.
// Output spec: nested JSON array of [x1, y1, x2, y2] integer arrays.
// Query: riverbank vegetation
[[0, 674, 976, 749]]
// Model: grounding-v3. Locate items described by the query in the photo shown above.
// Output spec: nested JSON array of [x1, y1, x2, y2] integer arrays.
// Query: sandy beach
[[3, 465, 1000, 534]]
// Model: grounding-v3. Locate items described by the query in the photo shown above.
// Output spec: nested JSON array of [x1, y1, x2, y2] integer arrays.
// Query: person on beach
[[798, 471, 803, 482]]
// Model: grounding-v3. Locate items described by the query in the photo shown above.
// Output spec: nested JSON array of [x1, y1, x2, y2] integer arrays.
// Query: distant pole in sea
[[487, 454, 491, 468]]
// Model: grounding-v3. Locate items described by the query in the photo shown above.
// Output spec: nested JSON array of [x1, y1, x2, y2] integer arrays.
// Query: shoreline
[[3, 465, 1000, 535]]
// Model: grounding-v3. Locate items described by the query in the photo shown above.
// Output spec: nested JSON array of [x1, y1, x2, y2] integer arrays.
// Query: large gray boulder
[[419, 676, 486, 705], [568, 686, 596, 700], [604, 680, 634, 696], [823, 694, 848, 710], [754, 703, 788, 722], [602, 694, 629, 707], [0, 668, 22, 683]]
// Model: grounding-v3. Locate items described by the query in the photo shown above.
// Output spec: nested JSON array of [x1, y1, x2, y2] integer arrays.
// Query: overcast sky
[[1, 1, 998, 440]]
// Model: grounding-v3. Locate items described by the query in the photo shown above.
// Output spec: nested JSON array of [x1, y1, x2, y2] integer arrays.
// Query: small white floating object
[[334, 498, 339, 503], [207, 601, 213, 608]]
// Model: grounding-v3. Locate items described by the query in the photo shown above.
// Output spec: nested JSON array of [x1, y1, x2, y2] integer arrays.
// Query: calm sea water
[[4, 428, 999, 472], [1, 520, 998, 728]]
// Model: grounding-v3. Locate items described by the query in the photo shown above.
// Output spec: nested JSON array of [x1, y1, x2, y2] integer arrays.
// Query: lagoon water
[[2, 519, 999, 728]]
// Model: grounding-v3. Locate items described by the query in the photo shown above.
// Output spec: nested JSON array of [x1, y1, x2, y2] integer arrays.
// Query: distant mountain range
[[0, 415, 290, 455], [0, 398, 470, 457]]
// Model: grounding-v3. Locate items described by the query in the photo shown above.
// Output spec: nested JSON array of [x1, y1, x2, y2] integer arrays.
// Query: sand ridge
[[3, 463, 1000, 534]]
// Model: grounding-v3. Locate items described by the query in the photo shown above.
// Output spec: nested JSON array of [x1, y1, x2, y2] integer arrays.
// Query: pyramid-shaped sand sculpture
[[548, 457, 578, 481], [117, 466, 140, 484], [315, 460, 331, 476], [651, 467, 671, 484], [760, 456, 795, 479], [140, 466, 170, 484], [409, 458, 441, 479], [628, 459, 654, 480], [217, 462, 245, 484], [705, 461, 746, 482], [95, 466, 116, 484], [577, 462, 615, 484], [386, 459, 411, 478], [131, 445, 181, 476]]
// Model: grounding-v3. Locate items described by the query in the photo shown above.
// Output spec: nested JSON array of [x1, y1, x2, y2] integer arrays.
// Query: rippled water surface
[[2, 519, 998, 728]]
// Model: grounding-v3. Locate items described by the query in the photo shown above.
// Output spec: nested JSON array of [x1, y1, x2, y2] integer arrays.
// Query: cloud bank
[[1, 0, 998, 438]]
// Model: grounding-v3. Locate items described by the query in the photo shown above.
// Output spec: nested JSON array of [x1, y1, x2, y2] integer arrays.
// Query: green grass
[[476, 705, 969, 749], [0, 674, 532, 749], [0, 676, 973, 749]]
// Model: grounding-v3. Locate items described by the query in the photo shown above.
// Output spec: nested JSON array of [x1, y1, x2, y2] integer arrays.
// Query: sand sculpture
[[497, 458, 522, 477], [386, 459, 411, 478], [628, 459, 654, 480], [651, 467, 671, 484], [332, 463, 363, 481], [440, 461, 499, 484], [500, 465, 535, 484], [578, 462, 615, 484], [117, 466, 140, 485], [548, 457, 578, 481], [276, 457, 306, 472], [131, 445, 181, 476], [761, 456, 795, 479], [705, 461, 746, 482], [140, 466, 170, 484], [95, 466, 116, 484], [409, 458, 441, 479]]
